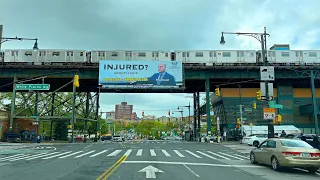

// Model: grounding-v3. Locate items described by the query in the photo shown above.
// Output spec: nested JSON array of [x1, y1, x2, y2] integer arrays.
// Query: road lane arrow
[[138, 165, 164, 178]]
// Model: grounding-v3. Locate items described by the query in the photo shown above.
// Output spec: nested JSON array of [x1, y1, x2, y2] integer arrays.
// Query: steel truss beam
[[8, 74, 100, 135]]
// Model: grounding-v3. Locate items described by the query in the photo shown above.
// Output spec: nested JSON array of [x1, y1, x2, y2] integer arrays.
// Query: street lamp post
[[1, 37, 39, 50], [220, 27, 273, 137], [172, 110, 183, 131], [178, 102, 191, 140]]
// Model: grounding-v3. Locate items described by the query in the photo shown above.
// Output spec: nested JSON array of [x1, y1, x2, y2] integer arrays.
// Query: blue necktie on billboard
[[157, 73, 163, 85]]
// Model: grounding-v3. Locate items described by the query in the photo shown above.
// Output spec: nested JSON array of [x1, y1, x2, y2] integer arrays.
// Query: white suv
[[246, 134, 268, 146]]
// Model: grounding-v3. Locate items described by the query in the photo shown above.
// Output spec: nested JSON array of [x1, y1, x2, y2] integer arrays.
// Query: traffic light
[[253, 102, 257, 109], [168, 111, 170, 116], [215, 88, 221, 96], [142, 111, 144, 116], [73, 75, 80, 87], [256, 90, 261, 100], [277, 114, 282, 123]]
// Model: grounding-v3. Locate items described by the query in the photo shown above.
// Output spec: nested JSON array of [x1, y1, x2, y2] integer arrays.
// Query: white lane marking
[[2, 154, 29, 161], [150, 149, 156, 156], [9, 153, 47, 162], [42, 151, 72, 159], [74, 150, 96, 158], [207, 151, 231, 160], [0, 154, 26, 161], [122, 161, 264, 168], [136, 149, 143, 156], [185, 150, 202, 158], [89, 150, 108, 157], [196, 151, 217, 160], [173, 150, 185, 157], [161, 150, 171, 157], [233, 154, 249, 159], [124, 149, 132, 156], [218, 152, 244, 160], [0, 154, 23, 160], [58, 151, 83, 159], [183, 164, 200, 177], [26, 152, 60, 160], [107, 150, 122, 157]]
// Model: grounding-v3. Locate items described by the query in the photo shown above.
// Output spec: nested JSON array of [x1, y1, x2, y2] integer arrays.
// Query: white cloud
[[1, 0, 319, 117]]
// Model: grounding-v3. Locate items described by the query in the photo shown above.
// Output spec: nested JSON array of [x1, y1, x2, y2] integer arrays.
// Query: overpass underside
[[1, 65, 320, 138]]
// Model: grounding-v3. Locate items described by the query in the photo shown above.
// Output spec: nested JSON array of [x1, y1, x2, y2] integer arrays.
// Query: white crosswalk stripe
[[89, 150, 108, 157], [150, 149, 157, 156], [58, 151, 83, 159], [173, 150, 185, 157], [42, 151, 72, 159], [161, 150, 171, 157], [0, 149, 250, 162], [185, 150, 202, 158], [75, 150, 96, 158], [136, 149, 143, 156], [107, 150, 122, 157]]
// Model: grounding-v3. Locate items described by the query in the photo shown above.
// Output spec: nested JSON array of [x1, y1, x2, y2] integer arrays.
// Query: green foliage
[[135, 120, 172, 137], [54, 121, 68, 140], [0, 91, 98, 137]]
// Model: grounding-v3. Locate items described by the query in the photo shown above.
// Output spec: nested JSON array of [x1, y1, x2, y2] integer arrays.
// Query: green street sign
[[16, 84, 50, 91], [106, 121, 113, 124], [244, 108, 252, 112], [270, 104, 283, 109]]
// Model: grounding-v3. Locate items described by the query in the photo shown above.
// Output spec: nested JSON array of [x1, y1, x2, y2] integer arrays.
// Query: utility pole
[[220, 27, 273, 137], [238, 85, 243, 137]]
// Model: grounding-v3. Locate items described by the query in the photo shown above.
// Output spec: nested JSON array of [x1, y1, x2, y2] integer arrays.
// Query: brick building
[[115, 102, 133, 120]]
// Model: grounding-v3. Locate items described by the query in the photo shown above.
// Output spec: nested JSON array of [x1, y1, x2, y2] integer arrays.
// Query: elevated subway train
[[0, 49, 320, 66]]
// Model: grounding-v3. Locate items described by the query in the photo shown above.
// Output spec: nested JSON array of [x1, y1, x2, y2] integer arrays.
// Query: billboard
[[99, 60, 183, 89]]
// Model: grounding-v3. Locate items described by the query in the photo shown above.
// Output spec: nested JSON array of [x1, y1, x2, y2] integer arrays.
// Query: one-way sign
[[260, 66, 275, 81]]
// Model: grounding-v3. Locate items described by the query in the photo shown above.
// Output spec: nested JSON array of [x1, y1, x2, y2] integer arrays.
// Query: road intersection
[[0, 140, 318, 180]]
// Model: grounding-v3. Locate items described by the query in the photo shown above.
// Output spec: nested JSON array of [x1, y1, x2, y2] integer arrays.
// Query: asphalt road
[[0, 140, 319, 180]]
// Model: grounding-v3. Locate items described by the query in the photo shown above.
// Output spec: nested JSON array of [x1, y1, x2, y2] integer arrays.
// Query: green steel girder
[[0, 66, 320, 80]]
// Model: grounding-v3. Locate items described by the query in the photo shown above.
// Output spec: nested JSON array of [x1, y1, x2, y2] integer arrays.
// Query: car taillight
[[310, 153, 320, 157], [282, 151, 301, 156]]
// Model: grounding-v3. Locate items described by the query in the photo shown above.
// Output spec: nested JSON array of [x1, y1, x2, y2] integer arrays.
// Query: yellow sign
[[263, 108, 275, 113]]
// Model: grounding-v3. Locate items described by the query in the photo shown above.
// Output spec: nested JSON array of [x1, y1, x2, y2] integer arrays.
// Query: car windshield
[[280, 139, 314, 148]]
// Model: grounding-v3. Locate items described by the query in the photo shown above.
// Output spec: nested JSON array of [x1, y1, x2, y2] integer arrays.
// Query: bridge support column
[[9, 75, 17, 132], [50, 92, 55, 140], [311, 70, 319, 134], [197, 91, 200, 137], [205, 75, 211, 136], [34, 91, 39, 135], [95, 88, 100, 139], [71, 77, 77, 143], [193, 92, 197, 140], [84, 92, 90, 142]]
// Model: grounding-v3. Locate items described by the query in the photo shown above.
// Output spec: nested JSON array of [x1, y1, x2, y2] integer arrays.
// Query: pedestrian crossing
[[0, 149, 249, 163], [101, 140, 191, 144]]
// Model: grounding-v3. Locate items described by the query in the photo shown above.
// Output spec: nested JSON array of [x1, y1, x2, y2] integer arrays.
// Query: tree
[[54, 121, 68, 140], [0, 91, 98, 140]]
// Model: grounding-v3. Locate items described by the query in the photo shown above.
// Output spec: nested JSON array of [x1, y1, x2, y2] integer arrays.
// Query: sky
[[1, 0, 320, 118]]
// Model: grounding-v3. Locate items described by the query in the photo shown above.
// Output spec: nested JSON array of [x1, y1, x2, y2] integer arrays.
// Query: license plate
[[302, 153, 311, 157]]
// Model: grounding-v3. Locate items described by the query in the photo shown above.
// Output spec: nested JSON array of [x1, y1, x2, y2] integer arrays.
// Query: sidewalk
[[219, 141, 255, 154]]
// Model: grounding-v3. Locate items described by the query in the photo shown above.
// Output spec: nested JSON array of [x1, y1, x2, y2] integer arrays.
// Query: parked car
[[250, 138, 320, 173]]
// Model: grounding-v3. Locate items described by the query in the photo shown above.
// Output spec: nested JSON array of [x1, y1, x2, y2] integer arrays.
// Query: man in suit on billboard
[[148, 63, 176, 86]]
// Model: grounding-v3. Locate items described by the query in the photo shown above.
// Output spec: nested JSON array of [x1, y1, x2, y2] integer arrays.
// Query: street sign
[[16, 84, 50, 91], [244, 108, 252, 112], [139, 165, 164, 178], [260, 66, 275, 81], [264, 112, 275, 120], [263, 108, 275, 113], [260, 82, 274, 100], [263, 107, 275, 120]]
